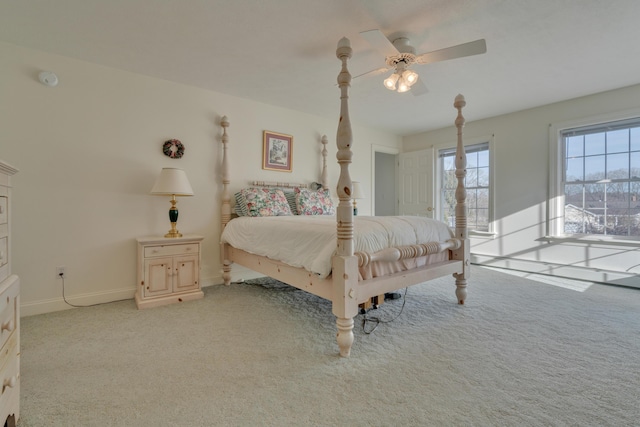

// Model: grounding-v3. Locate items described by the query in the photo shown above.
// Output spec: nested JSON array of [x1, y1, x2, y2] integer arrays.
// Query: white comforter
[[221, 215, 454, 279]]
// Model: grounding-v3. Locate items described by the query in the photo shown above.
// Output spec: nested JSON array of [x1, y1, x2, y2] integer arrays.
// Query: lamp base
[[165, 222, 182, 238]]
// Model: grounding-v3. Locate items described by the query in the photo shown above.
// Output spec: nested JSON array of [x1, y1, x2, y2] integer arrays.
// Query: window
[[439, 142, 490, 232], [561, 118, 640, 237]]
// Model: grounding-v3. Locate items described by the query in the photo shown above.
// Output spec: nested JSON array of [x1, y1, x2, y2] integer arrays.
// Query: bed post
[[320, 134, 329, 189], [220, 115, 232, 286], [452, 95, 470, 304], [333, 37, 359, 357]]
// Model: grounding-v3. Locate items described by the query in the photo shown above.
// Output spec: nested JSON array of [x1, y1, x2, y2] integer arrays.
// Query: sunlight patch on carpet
[[479, 266, 593, 292]]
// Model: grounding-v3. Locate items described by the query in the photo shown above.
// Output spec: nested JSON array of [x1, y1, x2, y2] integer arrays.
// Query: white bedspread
[[221, 215, 454, 279]]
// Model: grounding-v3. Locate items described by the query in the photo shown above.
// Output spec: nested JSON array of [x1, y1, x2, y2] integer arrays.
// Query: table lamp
[[151, 168, 194, 238], [351, 181, 365, 216]]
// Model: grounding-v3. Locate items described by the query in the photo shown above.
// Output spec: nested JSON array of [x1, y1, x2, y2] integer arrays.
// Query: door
[[144, 257, 173, 297], [399, 148, 434, 217], [174, 255, 199, 293]]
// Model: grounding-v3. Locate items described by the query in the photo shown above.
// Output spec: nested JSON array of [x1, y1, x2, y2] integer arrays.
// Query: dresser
[[0, 160, 19, 427], [135, 235, 204, 309]]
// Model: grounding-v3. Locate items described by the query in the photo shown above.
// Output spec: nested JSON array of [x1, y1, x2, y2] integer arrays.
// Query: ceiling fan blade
[[410, 78, 429, 96], [415, 39, 487, 65], [360, 29, 399, 57], [353, 66, 390, 80]]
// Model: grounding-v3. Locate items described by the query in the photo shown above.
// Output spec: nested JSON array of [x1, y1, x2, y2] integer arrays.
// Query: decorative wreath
[[163, 139, 185, 159]]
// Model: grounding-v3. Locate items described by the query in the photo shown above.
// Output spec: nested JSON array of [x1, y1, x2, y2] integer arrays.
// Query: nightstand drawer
[[144, 243, 199, 258]]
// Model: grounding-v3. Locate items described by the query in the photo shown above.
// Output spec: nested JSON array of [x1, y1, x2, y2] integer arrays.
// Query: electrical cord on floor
[[61, 274, 131, 308], [361, 287, 409, 334]]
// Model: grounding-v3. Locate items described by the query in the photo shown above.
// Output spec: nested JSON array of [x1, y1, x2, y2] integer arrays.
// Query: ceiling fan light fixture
[[402, 69, 418, 86], [360, 29, 487, 97], [383, 73, 400, 90], [396, 76, 410, 93]]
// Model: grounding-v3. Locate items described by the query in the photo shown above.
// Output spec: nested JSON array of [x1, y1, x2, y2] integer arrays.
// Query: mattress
[[221, 215, 454, 279]]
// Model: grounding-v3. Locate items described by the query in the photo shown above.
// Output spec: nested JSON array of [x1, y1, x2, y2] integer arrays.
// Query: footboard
[[355, 238, 462, 266], [223, 237, 462, 306]]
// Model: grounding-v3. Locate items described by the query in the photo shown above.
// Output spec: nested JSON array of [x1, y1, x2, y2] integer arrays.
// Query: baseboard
[[21, 287, 136, 317], [472, 254, 640, 288], [31, 260, 630, 316], [23, 267, 270, 317]]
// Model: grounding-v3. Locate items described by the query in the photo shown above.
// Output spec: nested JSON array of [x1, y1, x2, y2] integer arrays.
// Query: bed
[[219, 37, 470, 357]]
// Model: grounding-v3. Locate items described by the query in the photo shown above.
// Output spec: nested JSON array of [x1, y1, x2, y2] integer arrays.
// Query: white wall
[[404, 87, 640, 287], [0, 42, 400, 315]]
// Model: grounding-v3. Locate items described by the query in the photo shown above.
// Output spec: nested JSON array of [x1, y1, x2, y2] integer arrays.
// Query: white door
[[399, 149, 434, 217]]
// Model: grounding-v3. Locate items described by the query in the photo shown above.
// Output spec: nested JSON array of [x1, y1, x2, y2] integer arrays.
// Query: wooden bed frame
[[219, 37, 470, 357]]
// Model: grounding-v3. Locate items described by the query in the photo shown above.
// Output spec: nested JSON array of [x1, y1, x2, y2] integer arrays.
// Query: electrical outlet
[[56, 266, 66, 279]]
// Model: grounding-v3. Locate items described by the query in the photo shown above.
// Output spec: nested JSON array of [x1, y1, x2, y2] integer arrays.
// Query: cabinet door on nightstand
[[144, 257, 173, 297], [174, 255, 199, 293]]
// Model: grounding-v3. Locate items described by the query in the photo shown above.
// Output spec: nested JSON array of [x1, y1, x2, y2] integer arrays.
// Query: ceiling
[[2, 0, 640, 136]]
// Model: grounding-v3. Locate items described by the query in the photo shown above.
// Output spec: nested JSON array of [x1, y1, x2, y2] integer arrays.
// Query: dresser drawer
[[144, 243, 199, 258], [0, 284, 17, 352], [0, 333, 17, 372], [0, 343, 19, 421], [0, 237, 7, 269], [0, 197, 6, 225]]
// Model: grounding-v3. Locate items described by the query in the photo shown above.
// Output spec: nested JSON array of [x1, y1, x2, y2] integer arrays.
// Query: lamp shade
[[383, 73, 400, 90], [150, 168, 194, 196], [351, 181, 365, 200]]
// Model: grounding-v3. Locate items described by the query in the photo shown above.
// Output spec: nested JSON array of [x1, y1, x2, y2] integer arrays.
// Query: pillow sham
[[241, 188, 293, 217], [295, 187, 335, 215], [234, 191, 249, 216], [283, 190, 298, 215]]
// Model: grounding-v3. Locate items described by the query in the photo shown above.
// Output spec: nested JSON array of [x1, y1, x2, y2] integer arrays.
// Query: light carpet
[[18, 267, 640, 426]]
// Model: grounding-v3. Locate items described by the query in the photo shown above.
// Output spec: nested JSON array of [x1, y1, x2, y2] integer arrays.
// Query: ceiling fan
[[358, 29, 487, 96]]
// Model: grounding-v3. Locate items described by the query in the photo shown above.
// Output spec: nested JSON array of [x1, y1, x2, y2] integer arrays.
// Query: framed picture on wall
[[263, 131, 293, 172]]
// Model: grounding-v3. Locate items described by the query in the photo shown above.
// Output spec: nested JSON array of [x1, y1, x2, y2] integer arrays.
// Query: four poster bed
[[219, 37, 470, 357]]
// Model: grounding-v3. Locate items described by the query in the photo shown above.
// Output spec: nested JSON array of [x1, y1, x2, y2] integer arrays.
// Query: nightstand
[[135, 235, 204, 309]]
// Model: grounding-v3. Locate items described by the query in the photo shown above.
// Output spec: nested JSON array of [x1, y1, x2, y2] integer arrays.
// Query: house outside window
[[560, 118, 640, 238], [439, 141, 491, 232]]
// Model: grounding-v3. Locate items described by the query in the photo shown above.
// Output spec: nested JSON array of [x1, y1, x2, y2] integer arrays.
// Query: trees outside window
[[439, 142, 490, 232], [562, 119, 640, 237]]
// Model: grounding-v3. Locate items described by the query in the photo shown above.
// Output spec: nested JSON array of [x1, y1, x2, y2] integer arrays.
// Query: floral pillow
[[295, 187, 335, 215], [241, 188, 292, 217]]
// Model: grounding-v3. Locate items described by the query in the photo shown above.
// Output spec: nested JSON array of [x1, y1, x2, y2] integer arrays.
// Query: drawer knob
[[2, 375, 16, 392], [1, 320, 13, 333]]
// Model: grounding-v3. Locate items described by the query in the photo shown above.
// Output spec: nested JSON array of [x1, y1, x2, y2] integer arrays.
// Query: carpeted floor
[[17, 266, 640, 426]]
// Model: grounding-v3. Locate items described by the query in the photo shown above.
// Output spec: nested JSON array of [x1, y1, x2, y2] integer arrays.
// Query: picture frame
[[263, 131, 293, 172]]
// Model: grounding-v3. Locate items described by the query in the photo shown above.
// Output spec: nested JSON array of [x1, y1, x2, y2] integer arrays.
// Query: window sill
[[470, 230, 497, 239], [541, 235, 640, 247]]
